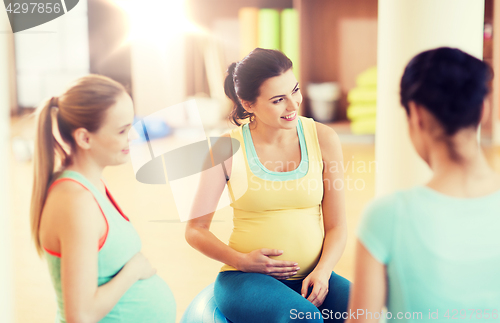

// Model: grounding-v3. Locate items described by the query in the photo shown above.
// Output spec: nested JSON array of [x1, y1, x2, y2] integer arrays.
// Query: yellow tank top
[[221, 116, 324, 280]]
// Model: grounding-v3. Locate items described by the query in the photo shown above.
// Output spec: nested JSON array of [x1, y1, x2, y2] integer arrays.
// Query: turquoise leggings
[[214, 271, 350, 323]]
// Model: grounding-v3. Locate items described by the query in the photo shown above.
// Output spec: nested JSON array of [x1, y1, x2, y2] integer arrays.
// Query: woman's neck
[[64, 153, 105, 193], [426, 135, 500, 197], [248, 118, 297, 145]]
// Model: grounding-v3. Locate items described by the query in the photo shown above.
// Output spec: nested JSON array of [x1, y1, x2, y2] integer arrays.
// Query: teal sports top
[[43, 170, 176, 323], [358, 186, 500, 322], [242, 116, 309, 181]]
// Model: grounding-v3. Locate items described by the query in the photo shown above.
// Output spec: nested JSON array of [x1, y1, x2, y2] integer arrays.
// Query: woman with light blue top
[[347, 47, 500, 323], [31, 75, 176, 322]]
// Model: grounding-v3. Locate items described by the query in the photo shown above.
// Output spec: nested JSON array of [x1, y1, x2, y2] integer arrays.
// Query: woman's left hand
[[301, 268, 331, 307]]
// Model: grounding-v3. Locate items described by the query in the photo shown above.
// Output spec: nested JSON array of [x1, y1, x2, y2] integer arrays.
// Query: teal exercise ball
[[180, 283, 232, 323]]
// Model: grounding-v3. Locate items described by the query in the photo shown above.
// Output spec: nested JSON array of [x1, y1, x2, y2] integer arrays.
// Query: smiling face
[[86, 91, 135, 167], [243, 68, 302, 129]]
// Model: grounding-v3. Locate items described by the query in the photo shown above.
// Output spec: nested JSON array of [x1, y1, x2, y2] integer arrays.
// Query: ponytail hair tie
[[50, 96, 59, 108], [227, 62, 238, 77]]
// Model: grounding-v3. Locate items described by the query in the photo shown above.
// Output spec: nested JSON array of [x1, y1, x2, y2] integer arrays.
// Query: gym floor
[[9, 116, 500, 323]]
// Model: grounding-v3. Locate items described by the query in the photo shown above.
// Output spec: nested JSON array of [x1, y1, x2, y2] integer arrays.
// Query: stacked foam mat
[[239, 8, 299, 79], [347, 67, 377, 135]]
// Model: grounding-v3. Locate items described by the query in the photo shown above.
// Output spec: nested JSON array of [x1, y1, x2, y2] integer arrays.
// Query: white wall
[[14, 0, 89, 108], [0, 7, 13, 323], [129, 0, 187, 117]]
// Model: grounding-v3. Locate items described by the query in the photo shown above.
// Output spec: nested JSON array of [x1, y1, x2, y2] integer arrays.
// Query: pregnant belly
[[101, 275, 176, 323], [224, 209, 324, 279]]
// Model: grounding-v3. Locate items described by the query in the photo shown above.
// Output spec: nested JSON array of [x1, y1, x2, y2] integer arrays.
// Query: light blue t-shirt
[[358, 186, 500, 322]]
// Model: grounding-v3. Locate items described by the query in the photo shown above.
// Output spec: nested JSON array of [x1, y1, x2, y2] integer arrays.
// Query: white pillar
[[131, 38, 186, 116], [129, 0, 187, 117], [376, 0, 485, 196], [0, 8, 13, 323]]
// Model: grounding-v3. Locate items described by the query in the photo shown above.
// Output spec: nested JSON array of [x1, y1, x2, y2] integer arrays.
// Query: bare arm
[[185, 134, 244, 267], [302, 123, 348, 306], [346, 240, 386, 323], [316, 123, 348, 272], [185, 134, 299, 279], [47, 183, 154, 323]]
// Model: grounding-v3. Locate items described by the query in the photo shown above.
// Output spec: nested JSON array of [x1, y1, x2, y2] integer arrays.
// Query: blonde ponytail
[[30, 97, 58, 256], [30, 74, 126, 257]]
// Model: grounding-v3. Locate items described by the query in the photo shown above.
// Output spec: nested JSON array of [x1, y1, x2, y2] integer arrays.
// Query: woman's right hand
[[237, 248, 300, 280], [125, 252, 157, 280]]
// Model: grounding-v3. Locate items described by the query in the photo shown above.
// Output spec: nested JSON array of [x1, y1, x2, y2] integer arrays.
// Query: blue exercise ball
[[132, 116, 172, 142], [180, 283, 232, 323]]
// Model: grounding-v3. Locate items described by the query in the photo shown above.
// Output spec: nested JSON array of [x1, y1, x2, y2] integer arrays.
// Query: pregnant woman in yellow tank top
[[186, 48, 350, 322]]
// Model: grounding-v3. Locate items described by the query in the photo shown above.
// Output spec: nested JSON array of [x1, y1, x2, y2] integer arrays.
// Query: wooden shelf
[[296, 0, 378, 120], [184, 0, 498, 143]]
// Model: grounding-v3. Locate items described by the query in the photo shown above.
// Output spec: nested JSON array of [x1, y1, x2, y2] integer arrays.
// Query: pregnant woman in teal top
[[347, 48, 500, 322], [30, 75, 176, 322]]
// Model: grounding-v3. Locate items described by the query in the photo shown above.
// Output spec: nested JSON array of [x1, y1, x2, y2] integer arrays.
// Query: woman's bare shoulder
[[314, 122, 341, 158], [210, 132, 234, 178], [43, 180, 102, 231], [46, 179, 92, 204]]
